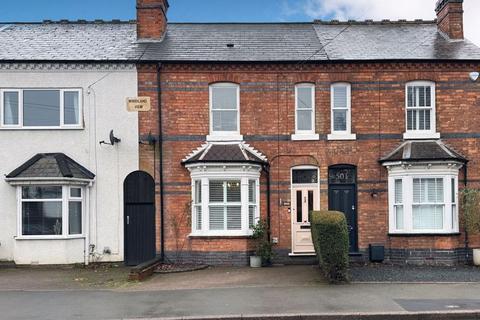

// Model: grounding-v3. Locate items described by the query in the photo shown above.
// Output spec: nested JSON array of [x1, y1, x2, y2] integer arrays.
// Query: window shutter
[[227, 206, 242, 230], [226, 181, 241, 202], [209, 181, 224, 202], [394, 179, 403, 203], [209, 206, 224, 230]]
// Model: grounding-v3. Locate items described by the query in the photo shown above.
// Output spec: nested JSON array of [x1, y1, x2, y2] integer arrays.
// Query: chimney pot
[[435, 0, 464, 40]]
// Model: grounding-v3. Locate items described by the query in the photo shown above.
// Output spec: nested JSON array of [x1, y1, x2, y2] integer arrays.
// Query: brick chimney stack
[[435, 0, 464, 40], [137, 0, 169, 41]]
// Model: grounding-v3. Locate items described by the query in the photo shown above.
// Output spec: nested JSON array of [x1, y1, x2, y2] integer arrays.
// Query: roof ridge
[[313, 19, 437, 25], [0, 19, 136, 25]]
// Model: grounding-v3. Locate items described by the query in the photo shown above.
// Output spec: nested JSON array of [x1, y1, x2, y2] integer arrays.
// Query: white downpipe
[[84, 182, 92, 265]]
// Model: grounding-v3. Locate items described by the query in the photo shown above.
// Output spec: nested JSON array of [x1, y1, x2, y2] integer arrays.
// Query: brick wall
[[138, 61, 480, 265], [436, 0, 464, 40]]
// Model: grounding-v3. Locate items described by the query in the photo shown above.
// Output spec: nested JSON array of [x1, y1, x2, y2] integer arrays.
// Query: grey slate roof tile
[[0, 22, 143, 61], [183, 143, 267, 164], [6, 153, 95, 180], [379, 140, 467, 163], [0, 21, 480, 62]]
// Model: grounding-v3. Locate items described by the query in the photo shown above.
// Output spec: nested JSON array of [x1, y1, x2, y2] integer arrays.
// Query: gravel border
[[350, 264, 480, 283], [154, 264, 209, 274]]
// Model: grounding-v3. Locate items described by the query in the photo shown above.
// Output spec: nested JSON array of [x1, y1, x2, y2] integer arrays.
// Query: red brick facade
[[138, 61, 480, 265]]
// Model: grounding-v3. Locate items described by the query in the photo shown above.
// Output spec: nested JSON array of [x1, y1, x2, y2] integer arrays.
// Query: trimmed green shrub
[[311, 210, 349, 283]]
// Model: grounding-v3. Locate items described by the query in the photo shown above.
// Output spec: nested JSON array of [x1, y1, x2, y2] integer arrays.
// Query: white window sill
[[15, 235, 85, 240], [0, 127, 84, 130], [388, 231, 459, 236], [403, 132, 440, 140], [327, 133, 357, 141], [206, 134, 243, 142], [291, 133, 319, 141], [189, 231, 253, 238]]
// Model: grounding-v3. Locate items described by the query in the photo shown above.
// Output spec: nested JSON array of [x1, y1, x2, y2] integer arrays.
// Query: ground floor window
[[388, 169, 459, 234], [188, 165, 261, 236], [19, 185, 84, 237]]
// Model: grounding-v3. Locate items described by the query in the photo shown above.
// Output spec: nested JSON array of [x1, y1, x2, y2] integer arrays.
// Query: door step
[[288, 252, 316, 257]]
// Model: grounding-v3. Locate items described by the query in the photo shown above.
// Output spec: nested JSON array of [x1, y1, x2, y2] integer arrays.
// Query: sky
[[1, 0, 479, 45]]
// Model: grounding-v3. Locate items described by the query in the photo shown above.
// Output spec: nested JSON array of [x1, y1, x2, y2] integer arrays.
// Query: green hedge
[[311, 210, 349, 283]]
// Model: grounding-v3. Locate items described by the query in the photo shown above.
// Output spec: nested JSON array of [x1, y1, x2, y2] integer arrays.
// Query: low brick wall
[[164, 247, 472, 266]]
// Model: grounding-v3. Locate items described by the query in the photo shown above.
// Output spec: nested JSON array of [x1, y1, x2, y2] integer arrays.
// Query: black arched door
[[124, 171, 156, 266], [328, 165, 358, 253]]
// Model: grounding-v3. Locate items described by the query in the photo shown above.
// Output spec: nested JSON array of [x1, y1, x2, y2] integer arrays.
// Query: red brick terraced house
[[136, 0, 480, 266]]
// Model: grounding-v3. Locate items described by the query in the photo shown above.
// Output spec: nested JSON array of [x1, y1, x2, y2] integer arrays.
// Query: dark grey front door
[[328, 165, 358, 253], [124, 171, 156, 266]]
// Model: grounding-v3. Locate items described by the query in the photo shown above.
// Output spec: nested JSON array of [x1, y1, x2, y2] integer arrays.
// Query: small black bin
[[369, 244, 385, 263]]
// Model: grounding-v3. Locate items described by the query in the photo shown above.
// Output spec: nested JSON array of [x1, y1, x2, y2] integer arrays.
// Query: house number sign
[[328, 168, 356, 184], [127, 97, 151, 112]]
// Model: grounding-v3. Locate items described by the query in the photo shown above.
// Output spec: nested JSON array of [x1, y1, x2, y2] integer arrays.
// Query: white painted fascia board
[[5, 177, 94, 185]]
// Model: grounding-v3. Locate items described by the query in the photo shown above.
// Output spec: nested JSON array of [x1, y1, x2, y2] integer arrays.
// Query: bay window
[[189, 166, 261, 236], [388, 168, 459, 234], [404, 81, 439, 139], [1, 89, 82, 129], [19, 185, 84, 238]]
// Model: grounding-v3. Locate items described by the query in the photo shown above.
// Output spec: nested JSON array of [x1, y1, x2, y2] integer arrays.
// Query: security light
[[470, 72, 479, 82]]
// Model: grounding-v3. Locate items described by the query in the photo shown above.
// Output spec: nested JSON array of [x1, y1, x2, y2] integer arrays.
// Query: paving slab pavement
[[1, 265, 480, 319]]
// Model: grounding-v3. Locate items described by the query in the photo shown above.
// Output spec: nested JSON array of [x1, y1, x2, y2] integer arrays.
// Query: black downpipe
[[157, 63, 165, 261], [264, 164, 271, 241], [464, 163, 469, 263]]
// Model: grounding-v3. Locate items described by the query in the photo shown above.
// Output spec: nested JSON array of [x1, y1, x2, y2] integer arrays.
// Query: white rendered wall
[[0, 63, 138, 265]]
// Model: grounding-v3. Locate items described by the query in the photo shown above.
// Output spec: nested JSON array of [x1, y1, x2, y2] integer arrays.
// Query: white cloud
[[296, 0, 480, 46]]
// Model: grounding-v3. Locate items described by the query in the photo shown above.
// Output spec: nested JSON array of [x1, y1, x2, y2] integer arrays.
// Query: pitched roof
[[6, 153, 95, 180], [379, 140, 467, 163], [182, 143, 267, 165], [0, 21, 143, 61], [1, 20, 480, 62]]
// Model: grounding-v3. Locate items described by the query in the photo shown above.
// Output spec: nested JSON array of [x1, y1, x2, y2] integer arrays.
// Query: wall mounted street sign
[[127, 97, 151, 112]]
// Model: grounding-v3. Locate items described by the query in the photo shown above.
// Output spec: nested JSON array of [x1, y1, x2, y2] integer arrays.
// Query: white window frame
[[328, 82, 356, 141], [292, 83, 318, 141], [16, 185, 85, 240], [0, 88, 83, 130], [403, 81, 439, 139], [387, 165, 459, 234], [188, 164, 260, 237], [207, 83, 242, 142]]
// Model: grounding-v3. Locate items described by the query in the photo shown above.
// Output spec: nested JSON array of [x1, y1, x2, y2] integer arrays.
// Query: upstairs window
[[328, 83, 355, 140], [292, 83, 318, 140], [1, 89, 82, 129], [404, 81, 438, 139], [209, 83, 240, 140]]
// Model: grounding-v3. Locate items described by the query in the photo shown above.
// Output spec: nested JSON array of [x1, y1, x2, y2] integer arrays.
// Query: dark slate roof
[[6, 153, 95, 180], [182, 143, 267, 164], [144, 21, 480, 62], [379, 140, 467, 163], [1, 20, 480, 62]]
